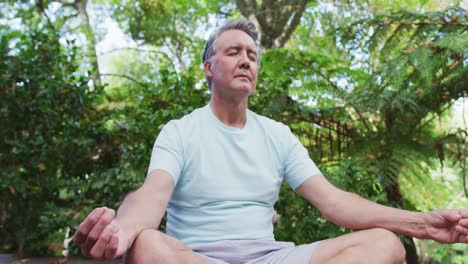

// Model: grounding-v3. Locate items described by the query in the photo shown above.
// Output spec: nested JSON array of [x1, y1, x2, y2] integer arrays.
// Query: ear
[[203, 60, 214, 78]]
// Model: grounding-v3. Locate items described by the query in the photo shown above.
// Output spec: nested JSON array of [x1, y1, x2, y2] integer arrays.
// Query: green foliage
[[0, 25, 101, 255], [111, 0, 228, 71], [0, 1, 466, 262], [338, 6, 467, 189], [419, 240, 468, 264]]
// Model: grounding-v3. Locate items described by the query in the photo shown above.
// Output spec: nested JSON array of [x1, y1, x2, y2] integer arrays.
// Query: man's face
[[204, 29, 258, 97]]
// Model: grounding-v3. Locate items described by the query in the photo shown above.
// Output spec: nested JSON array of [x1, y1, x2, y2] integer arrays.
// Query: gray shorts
[[191, 240, 322, 264]]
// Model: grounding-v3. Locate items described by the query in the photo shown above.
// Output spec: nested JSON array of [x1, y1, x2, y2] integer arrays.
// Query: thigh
[[279, 242, 322, 264], [308, 228, 402, 263], [125, 229, 210, 264]]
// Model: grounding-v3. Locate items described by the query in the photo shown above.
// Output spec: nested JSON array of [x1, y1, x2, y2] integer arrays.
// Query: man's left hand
[[423, 209, 468, 243]]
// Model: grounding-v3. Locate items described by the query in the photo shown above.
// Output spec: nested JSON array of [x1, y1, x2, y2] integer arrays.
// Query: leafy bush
[[0, 25, 109, 257]]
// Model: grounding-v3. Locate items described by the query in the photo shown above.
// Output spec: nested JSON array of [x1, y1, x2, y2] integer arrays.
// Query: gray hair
[[202, 19, 260, 88]]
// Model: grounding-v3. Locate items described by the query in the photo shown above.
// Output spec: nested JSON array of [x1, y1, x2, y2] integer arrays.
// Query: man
[[74, 19, 468, 263]]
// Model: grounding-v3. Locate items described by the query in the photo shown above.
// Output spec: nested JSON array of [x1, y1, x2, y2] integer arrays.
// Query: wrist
[[382, 210, 429, 239], [114, 218, 140, 245], [412, 212, 430, 239]]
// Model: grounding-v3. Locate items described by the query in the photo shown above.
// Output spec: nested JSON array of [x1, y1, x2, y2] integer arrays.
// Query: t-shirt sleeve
[[283, 126, 321, 189], [147, 122, 184, 184]]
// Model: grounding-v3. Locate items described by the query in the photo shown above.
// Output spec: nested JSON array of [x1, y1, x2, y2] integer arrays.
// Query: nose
[[239, 52, 250, 69]]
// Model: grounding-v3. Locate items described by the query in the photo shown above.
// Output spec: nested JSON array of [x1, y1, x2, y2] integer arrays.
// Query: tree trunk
[[235, 0, 311, 49], [75, 0, 101, 87], [385, 181, 420, 264], [14, 236, 26, 259]]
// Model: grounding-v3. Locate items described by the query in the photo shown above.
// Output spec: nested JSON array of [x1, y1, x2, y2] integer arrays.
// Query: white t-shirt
[[148, 104, 321, 247]]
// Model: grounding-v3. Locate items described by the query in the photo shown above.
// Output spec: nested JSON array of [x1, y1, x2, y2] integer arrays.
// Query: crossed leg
[[309, 228, 406, 264], [125, 229, 209, 264], [126, 228, 405, 264]]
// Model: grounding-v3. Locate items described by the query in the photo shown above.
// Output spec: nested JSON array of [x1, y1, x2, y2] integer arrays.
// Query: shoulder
[[155, 106, 208, 151], [248, 109, 292, 135], [164, 105, 208, 131]]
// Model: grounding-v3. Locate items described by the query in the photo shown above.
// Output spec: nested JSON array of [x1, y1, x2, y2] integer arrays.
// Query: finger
[[90, 223, 117, 259], [459, 235, 468, 244], [74, 207, 106, 246], [104, 233, 120, 259], [459, 209, 468, 218], [458, 218, 468, 229], [82, 208, 116, 253], [81, 245, 91, 258], [455, 225, 468, 236], [440, 209, 462, 222]]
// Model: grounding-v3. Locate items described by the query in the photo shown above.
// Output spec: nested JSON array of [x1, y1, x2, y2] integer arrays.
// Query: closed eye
[[226, 48, 239, 56]]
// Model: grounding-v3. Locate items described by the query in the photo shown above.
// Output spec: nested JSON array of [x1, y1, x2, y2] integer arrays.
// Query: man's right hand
[[74, 207, 130, 260]]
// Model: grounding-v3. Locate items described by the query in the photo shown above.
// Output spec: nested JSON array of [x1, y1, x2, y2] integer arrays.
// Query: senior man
[[74, 19, 468, 264]]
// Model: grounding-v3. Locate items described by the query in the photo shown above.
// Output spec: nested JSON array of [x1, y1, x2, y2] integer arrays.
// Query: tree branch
[[235, 0, 252, 17], [276, 0, 308, 48], [418, 102, 454, 131], [62, 12, 79, 20], [37, 0, 57, 34], [100, 73, 146, 86], [304, 63, 372, 134], [171, 12, 187, 71], [53, 0, 76, 8], [99, 47, 176, 71]]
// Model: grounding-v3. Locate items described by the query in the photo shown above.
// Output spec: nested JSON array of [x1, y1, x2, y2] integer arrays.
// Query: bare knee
[[126, 229, 178, 264], [369, 228, 405, 263], [308, 228, 405, 264]]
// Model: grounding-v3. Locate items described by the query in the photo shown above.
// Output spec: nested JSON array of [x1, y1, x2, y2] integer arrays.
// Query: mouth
[[235, 74, 251, 81]]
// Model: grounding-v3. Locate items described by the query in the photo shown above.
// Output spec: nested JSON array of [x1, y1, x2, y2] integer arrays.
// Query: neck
[[210, 93, 248, 129]]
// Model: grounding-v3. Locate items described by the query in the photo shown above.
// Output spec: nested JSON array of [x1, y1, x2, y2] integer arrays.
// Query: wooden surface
[[0, 254, 121, 264]]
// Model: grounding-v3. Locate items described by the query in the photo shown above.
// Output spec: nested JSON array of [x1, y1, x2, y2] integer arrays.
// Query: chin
[[235, 84, 254, 92], [220, 83, 255, 97], [238, 88, 254, 96]]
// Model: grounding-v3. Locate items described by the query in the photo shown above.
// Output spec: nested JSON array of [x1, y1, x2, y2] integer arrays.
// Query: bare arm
[[115, 169, 174, 243], [296, 175, 468, 243], [74, 169, 175, 259]]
